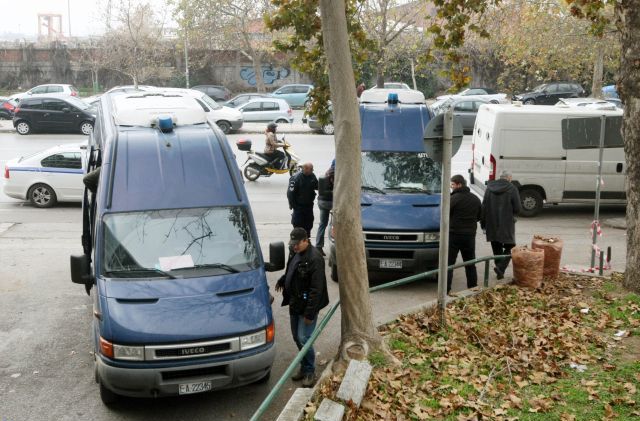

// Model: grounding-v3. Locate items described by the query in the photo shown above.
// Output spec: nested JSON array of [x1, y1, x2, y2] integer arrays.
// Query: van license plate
[[179, 381, 212, 395], [380, 259, 402, 269]]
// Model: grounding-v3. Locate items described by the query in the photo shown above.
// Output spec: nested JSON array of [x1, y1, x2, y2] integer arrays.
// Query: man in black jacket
[[275, 227, 329, 387], [447, 174, 482, 294], [481, 170, 522, 279], [288, 163, 318, 238]]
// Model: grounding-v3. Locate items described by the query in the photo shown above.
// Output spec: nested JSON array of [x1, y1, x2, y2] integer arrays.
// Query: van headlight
[[423, 232, 439, 242], [113, 344, 145, 361], [240, 330, 266, 350]]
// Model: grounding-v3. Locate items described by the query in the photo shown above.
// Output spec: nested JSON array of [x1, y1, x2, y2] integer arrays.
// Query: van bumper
[[96, 344, 275, 398], [329, 243, 439, 276]]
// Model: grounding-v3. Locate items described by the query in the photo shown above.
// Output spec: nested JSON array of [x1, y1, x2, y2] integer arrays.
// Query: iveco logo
[[181, 347, 206, 355], [383, 235, 400, 240]]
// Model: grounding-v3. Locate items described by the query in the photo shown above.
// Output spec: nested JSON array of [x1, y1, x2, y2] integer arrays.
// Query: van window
[[200, 94, 222, 110], [102, 207, 259, 278], [361, 151, 441, 194], [561, 116, 623, 149]]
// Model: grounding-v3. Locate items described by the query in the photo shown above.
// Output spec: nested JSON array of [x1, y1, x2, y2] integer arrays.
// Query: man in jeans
[[315, 159, 335, 256], [288, 163, 318, 238], [447, 174, 482, 294], [275, 228, 329, 387]]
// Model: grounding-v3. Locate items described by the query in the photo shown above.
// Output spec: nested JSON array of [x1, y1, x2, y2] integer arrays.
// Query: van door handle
[[617, 163, 623, 173]]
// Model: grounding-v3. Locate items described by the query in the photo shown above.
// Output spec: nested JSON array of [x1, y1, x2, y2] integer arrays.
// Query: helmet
[[267, 122, 278, 132]]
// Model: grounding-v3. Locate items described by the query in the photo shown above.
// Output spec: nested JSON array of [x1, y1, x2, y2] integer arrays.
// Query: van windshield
[[361, 151, 441, 194], [102, 207, 259, 278]]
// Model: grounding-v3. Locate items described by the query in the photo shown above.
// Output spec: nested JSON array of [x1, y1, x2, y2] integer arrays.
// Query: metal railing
[[250, 254, 509, 421]]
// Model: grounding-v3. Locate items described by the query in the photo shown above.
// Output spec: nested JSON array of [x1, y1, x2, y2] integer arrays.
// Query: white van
[[470, 104, 625, 216]]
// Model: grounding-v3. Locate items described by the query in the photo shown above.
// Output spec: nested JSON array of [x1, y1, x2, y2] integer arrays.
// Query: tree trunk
[[591, 38, 605, 98], [376, 59, 385, 88], [252, 53, 266, 93], [617, 1, 640, 293], [319, 0, 381, 360]]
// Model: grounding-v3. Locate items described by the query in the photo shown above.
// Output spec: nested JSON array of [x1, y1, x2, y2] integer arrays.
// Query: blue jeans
[[289, 314, 317, 374], [315, 205, 331, 248]]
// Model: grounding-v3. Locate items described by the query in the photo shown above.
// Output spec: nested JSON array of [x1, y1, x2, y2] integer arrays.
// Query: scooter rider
[[264, 123, 286, 169]]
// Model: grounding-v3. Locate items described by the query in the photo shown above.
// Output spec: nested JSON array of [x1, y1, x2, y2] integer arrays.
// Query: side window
[[558, 84, 571, 92], [43, 100, 67, 111], [293, 86, 309, 94], [453, 101, 474, 112], [277, 86, 294, 94], [41, 152, 82, 169], [47, 86, 63, 93], [562, 116, 623, 149], [262, 101, 279, 111], [473, 101, 486, 111], [547, 84, 559, 93], [23, 100, 44, 110], [30, 86, 47, 94], [467, 89, 486, 95], [242, 102, 262, 111]]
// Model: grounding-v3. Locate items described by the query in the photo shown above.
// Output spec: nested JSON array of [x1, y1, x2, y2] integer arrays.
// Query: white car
[[151, 87, 243, 133], [3, 143, 86, 208], [437, 87, 509, 104], [11, 84, 80, 101]]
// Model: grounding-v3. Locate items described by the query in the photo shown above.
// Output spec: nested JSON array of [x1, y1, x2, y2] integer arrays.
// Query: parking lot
[[0, 116, 627, 421]]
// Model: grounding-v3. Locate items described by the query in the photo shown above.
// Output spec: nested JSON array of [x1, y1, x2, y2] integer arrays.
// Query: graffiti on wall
[[240, 65, 290, 86]]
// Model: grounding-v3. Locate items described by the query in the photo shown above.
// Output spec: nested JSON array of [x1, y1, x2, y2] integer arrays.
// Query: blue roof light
[[387, 93, 399, 104], [158, 116, 173, 133]]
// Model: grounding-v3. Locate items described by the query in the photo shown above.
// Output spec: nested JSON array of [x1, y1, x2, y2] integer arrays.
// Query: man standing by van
[[447, 174, 482, 294], [315, 159, 335, 256], [481, 170, 522, 279], [275, 227, 329, 387], [288, 163, 318, 238]]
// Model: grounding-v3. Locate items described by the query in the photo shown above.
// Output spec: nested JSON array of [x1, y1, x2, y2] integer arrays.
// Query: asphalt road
[[0, 126, 626, 421]]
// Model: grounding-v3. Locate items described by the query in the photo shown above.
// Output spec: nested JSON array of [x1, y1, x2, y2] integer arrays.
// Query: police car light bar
[[360, 88, 425, 104]]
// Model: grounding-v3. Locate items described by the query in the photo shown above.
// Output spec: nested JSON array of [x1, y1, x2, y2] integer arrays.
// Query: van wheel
[[243, 164, 261, 181], [331, 264, 339, 283], [16, 120, 31, 135], [99, 382, 119, 405], [216, 120, 231, 134], [28, 183, 57, 208], [80, 121, 94, 135], [519, 189, 543, 217]]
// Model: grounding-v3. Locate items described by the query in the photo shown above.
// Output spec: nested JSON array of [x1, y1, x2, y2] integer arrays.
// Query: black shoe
[[317, 247, 325, 256], [291, 369, 304, 381], [494, 267, 504, 280], [302, 372, 316, 388]]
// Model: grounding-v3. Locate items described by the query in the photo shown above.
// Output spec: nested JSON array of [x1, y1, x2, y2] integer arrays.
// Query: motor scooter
[[236, 137, 302, 181]]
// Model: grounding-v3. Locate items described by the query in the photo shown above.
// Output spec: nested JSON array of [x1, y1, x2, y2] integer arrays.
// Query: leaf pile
[[309, 273, 640, 420]]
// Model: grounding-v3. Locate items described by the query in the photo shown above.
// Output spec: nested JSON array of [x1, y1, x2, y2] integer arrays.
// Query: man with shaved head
[[287, 162, 318, 238]]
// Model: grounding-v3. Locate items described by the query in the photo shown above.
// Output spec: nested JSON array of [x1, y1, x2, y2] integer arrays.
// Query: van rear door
[[471, 105, 497, 189]]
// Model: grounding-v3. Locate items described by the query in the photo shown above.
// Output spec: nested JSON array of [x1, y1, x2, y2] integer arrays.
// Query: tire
[[321, 122, 335, 135], [15, 120, 31, 135], [519, 188, 543, 217], [331, 264, 339, 283], [99, 382, 119, 405], [216, 120, 231, 134], [276, 118, 289, 124], [28, 183, 57, 208], [243, 164, 261, 181], [80, 121, 94, 135], [523, 99, 536, 105]]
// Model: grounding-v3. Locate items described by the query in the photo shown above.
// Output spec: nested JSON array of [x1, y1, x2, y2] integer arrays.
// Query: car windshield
[[200, 94, 222, 110], [102, 207, 259, 278], [361, 151, 441, 194], [65, 96, 90, 110], [532, 84, 548, 92]]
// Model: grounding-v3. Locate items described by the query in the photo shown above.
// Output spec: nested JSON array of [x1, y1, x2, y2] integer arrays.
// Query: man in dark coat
[[481, 170, 522, 279], [315, 159, 335, 256], [447, 174, 482, 294], [288, 163, 318, 238], [275, 228, 329, 387]]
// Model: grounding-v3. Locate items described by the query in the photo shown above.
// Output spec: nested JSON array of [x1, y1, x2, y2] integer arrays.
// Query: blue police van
[[70, 92, 284, 404], [328, 89, 439, 281]]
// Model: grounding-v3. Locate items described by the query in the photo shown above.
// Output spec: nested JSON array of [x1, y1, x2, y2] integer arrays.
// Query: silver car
[[237, 98, 293, 123], [431, 96, 490, 134]]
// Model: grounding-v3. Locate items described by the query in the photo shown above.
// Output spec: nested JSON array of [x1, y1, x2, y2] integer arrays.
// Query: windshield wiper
[[361, 185, 386, 195], [106, 268, 177, 279], [385, 186, 431, 194], [174, 263, 240, 273]]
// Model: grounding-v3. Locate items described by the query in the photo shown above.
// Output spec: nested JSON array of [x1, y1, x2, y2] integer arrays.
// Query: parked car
[[237, 97, 293, 123], [191, 85, 232, 102], [437, 87, 508, 103], [11, 84, 79, 100], [431, 96, 490, 134], [602, 84, 619, 99], [154, 87, 243, 133], [302, 104, 334, 135], [0, 97, 18, 120], [13, 96, 96, 135], [270, 84, 313, 108], [382, 82, 411, 90], [225, 93, 272, 108], [3, 142, 86, 208], [512, 82, 585, 105], [555, 97, 618, 110]]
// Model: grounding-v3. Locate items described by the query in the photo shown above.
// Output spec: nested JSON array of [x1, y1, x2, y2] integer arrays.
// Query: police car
[[3, 143, 86, 207]]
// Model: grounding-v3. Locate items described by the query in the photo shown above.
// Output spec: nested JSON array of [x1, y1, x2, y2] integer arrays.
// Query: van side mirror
[[70, 254, 94, 285], [265, 241, 285, 272], [318, 176, 333, 197]]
